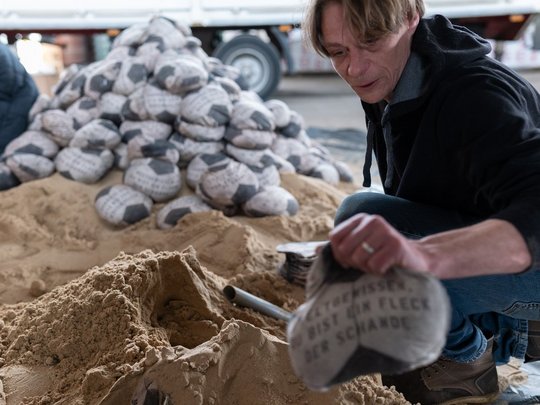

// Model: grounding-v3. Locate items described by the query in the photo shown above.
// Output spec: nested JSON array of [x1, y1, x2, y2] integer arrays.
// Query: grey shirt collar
[[391, 51, 427, 106], [380, 52, 426, 189]]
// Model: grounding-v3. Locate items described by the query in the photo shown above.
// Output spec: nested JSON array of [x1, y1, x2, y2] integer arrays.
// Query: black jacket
[[362, 15, 540, 267], [0, 44, 39, 154]]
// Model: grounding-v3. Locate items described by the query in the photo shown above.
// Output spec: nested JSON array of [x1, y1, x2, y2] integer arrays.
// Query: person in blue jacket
[[0, 43, 39, 154], [304, 0, 540, 403]]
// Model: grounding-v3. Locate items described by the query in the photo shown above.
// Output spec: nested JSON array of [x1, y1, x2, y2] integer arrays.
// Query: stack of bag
[[1, 16, 354, 228]]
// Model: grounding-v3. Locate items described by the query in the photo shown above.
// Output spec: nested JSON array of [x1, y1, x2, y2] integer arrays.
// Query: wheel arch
[[212, 32, 282, 99]]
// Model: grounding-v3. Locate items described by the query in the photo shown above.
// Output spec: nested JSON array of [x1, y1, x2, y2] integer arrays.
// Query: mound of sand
[[0, 170, 409, 404]]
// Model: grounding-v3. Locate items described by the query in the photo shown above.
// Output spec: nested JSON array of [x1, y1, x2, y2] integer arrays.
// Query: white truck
[[0, 0, 539, 98]]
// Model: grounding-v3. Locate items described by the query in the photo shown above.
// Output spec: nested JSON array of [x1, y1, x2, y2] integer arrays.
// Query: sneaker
[[382, 339, 499, 405], [525, 320, 540, 363]]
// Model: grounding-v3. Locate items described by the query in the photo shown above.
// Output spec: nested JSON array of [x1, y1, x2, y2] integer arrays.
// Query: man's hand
[[329, 213, 430, 276], [329, 214, 531, 279]]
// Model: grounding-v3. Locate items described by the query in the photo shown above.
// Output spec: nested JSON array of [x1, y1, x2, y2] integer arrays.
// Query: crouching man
[[303, 0, 540, 403]]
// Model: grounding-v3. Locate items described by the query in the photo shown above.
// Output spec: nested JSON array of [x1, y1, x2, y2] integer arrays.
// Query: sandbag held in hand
[[287, 244, 450, 390]]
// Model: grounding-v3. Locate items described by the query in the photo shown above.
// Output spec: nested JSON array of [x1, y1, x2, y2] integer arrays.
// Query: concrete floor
[[274, 73, 367, 185], [275, 69, 540, 131], [274, 69, 540, 187]]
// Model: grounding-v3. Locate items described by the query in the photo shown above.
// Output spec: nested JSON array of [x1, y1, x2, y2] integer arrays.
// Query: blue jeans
[[335, 192, 540, 364]]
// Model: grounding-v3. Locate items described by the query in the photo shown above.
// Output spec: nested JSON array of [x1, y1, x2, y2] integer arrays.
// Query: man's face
[[321, 2, 419, 103]]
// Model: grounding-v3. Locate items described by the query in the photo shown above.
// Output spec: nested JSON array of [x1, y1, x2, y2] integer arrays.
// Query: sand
[[0, 169, 410, 404]]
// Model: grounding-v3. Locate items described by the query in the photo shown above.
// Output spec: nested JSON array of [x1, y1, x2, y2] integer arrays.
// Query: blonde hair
[[304, 0, 425, 56]]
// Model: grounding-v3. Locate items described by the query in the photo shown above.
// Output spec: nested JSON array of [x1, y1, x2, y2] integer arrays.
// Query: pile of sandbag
[[1, 16, 354, 228]]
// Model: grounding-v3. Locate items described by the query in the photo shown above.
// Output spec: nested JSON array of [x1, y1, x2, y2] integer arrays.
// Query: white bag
[[287, 244, 450, 391]]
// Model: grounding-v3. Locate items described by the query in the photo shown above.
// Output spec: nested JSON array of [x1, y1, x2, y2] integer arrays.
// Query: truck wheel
[[533, 17, 540, 50], [213, 34, 281, 100]]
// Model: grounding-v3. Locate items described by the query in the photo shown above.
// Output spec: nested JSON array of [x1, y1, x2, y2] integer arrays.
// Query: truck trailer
[[1, 0, 539, 98]]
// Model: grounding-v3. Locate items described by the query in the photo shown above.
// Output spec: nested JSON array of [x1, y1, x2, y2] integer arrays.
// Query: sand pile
[[0, 169, 409, 404]]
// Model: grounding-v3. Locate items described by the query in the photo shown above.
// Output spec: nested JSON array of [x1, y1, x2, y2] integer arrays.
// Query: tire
[[533, 17, 540, 51], [213, 34, 281, 100]]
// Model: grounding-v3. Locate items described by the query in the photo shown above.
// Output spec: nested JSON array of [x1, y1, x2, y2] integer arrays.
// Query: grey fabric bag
[[287, 244, 451, 390]]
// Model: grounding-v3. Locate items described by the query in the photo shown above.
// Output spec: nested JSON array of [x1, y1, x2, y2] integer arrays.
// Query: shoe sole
[[438, 392, 499, 405]]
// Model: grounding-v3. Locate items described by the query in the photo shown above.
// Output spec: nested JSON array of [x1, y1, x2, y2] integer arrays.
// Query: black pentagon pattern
[[164, 207, 192, 226], [81, 148, 104, 156], [330, 343, 412, 386], [95, 185, 113, 201], [101, 112, 122, 125], [0, 169, 20, 190], [53, 81, 69, 95], [336, 165, 354, 183], [59, 170, 75, 180], [15, 144, 44, 155], [224, 126, 241, 142], [232, 184, 258, 205], [197, 183, 213, 201], [99, 119, 119, 132], [70, 74, 86, 91], [141, 140, 175, 159], [181, 76, 200, 88], [208, 162, 230, 173], [123, 203, 150, 224], [169, 133, 185, 145], [148, 158, 175, 175], [128, 64, 148, 84], [155, 110, 176, 124], [113, 154, 123, 167], [311, 169, 324, 180], [122, 129, 142, 142], [287, 155, 301, 168], [80, 98, 98, 110], [121, 101, 139, 121], [201, 152, 228, 166], [54, 78, 70, 95], [218, 80, 236, 95], [247, 164, 263, 174], [144, 35, 166, 51], [208, 104, 230, 125], [235, 74, 250, 90], [147, 79, 161, 90], [287, 198, 299, 215], [250, 111, 272, 131], [89, 74, 114, 94], [211, 66, 227, 78], [20, 163, 40, 178], [245, 206, 266, 218], [260, 154, 276, 167], [72, 120, 83, 131], [281, 121, 302, 137], [88, 139, 107, 148], [155, 66, 175, 87]]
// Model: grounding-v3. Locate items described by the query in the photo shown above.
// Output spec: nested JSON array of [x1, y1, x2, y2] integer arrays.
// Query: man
[[303, 0, 540, 403], [0, 43, 39, 154]]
